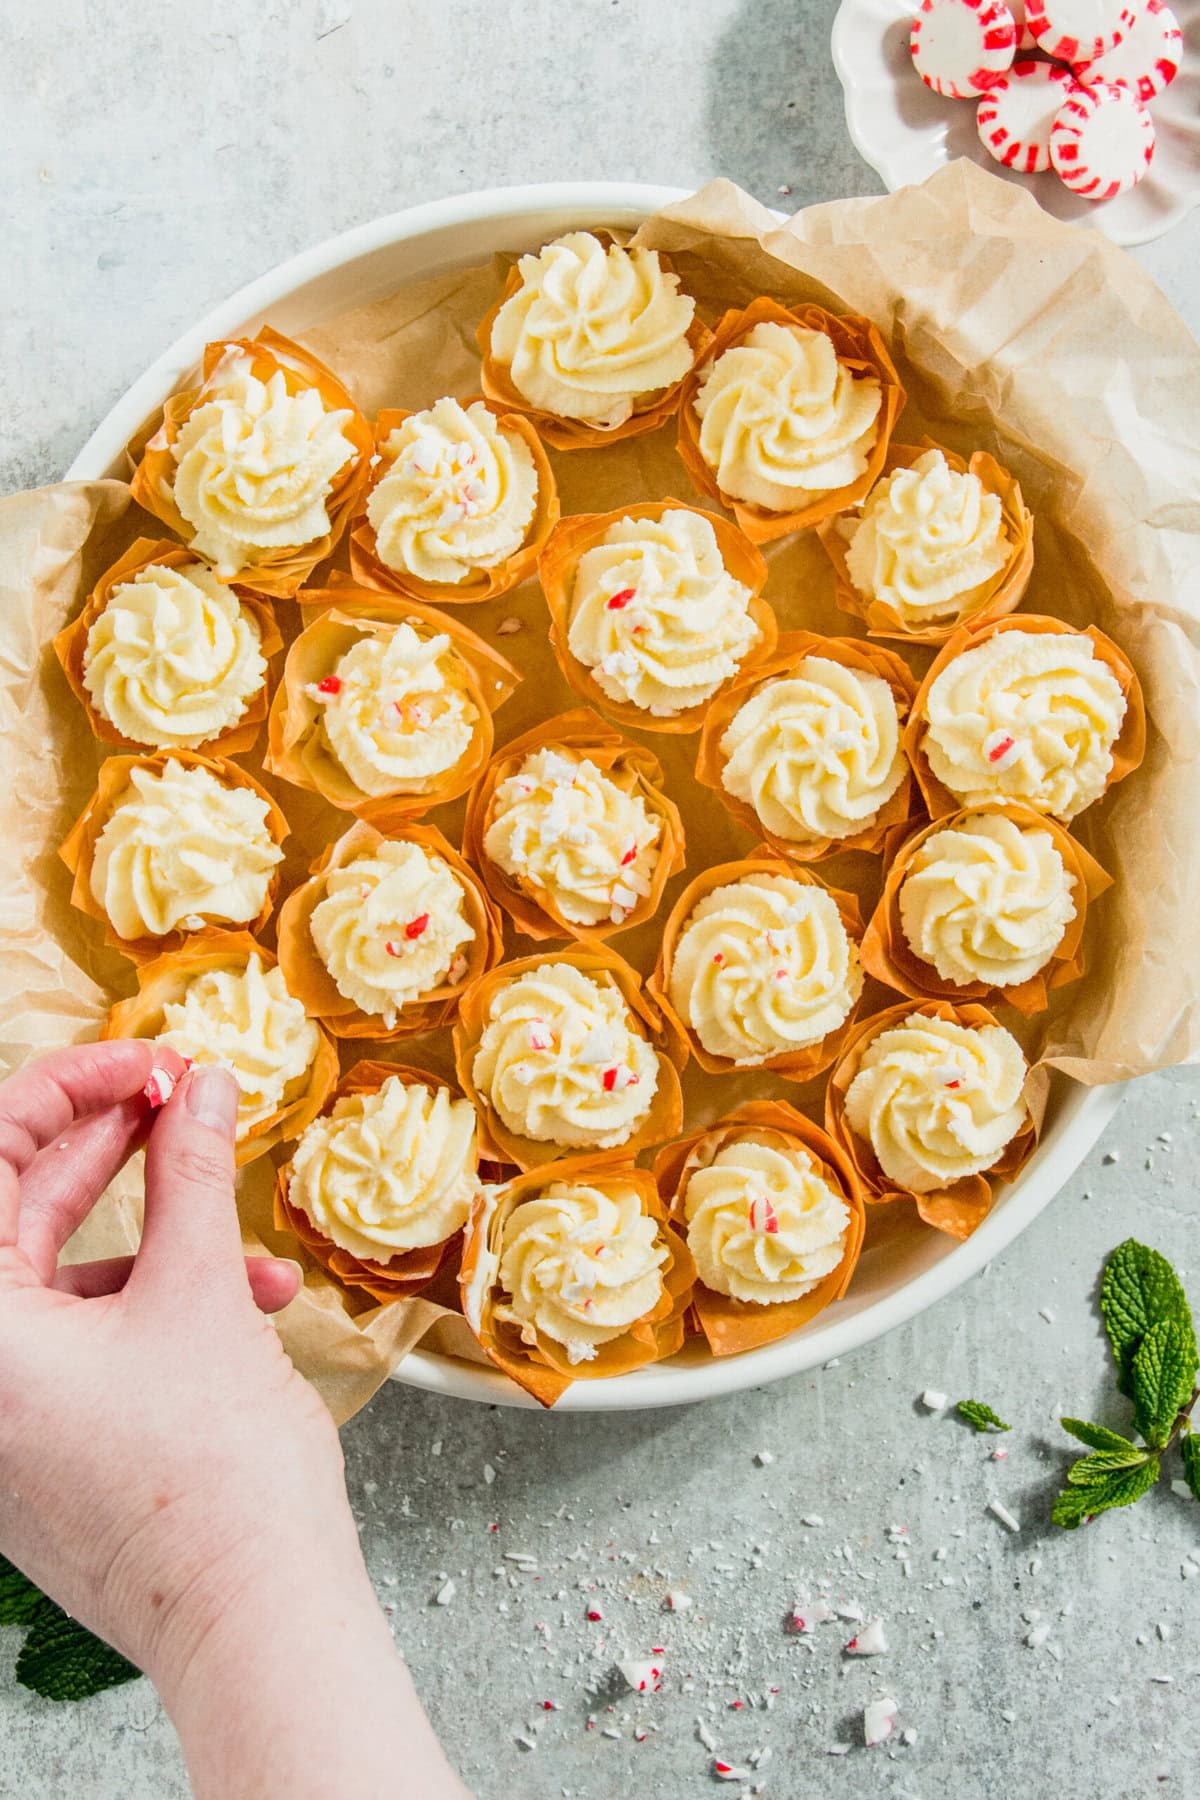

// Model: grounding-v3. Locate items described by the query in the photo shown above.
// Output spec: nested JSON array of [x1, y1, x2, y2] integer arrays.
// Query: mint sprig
[[0, 1556, 138, 1702], [956, 1400, 1010, 1433], [1054, 1239, 1198, 1530]]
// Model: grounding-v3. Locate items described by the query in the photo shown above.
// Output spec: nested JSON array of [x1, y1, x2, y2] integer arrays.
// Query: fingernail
[[185, 1066, 239, 1134]]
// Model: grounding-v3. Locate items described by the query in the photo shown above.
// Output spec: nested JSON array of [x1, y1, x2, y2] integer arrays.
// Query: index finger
[[0, 1040, 165, 1246]]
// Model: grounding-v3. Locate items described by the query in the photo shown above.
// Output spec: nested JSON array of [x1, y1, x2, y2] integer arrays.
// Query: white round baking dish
[[65, 182, 1122, 1410]]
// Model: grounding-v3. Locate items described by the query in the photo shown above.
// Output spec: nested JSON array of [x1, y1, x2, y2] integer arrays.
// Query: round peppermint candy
[[1009, 0, 1036, 48], [1050, 79, 1156, 201], [977, 60, 1081, 174], [1072, 0, 1182, 105], [911, 0, 1018, 100], [1025, 0, 1137, 65]]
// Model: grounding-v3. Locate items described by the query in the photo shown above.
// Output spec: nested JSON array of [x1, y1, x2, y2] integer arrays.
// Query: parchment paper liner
[[128, 327, 373, 599], [824, 998, 1039, 1240], [904, 613, 1147, 822], [537, 498, 775, 735], [348, 401, 560, 604], [477, 238, 712, 453], [60, 749, 290, 965], [276, 818, 504, 1039], [274, 1058, 473, 1305], [653, 1099, 866, 1357], [264, 590, 520, 828], [860, 804, 1112, 1018], [452, 941, 686, 1171], [52, 537, 283, 758], [675, 296, 906, 543], [648, 848, 866, 1081], [815, 440, 1034, 644], [694, 630, 919, 864], [458, 1157, 696, 1406], [100, 929, 339, 1166], [463, 705, 686, 942]]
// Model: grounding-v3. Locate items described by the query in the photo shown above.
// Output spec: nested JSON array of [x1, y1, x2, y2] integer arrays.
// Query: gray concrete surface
[[1, 2, 1197, 1795]]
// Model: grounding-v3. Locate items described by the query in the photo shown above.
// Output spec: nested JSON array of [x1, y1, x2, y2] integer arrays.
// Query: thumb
[[134, 1066, 246, 1295]]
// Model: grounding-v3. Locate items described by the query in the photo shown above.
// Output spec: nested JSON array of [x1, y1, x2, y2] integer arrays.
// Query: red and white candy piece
[[1025, 0, 1137, 64], [1072, 0, 1182, 105], [977, 59, 1081, 173], [143, 1065, 179, 1109], [1051, 79, 1156, 201], [911, 0, 1018, 99]]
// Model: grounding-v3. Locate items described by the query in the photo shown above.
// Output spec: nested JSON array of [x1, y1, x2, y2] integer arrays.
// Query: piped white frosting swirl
[[719, 655, 906, 843], [693, 322, 882, 512], [684, 1136, 850, 1305], [288, 1076, 478, 1260], [158, 953, 319, 1138], [366, 398, 538, 586], [83, 561, 265, 748], [921, 629, 1127, 821], [844, 1012, 1028, 1194], [668, 873, 862, 1066], [567, 509, 759, 716], [489, 232, 696, 428], [844, 450, 1010, 625], [315, 624, 479, 797]]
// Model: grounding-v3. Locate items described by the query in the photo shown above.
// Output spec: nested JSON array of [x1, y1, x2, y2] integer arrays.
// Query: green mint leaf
[[1059, 1418, 1141, 1454], [1052, 1455, 1161, 1530], [14, 1604, 139, 1703], [0, 1556, 45, 1629], [1131, 1318, 1195, 1448], [957, 1400, 1011, 1433], [1066, 1448, 1154, 1483], [1181, 1432, 1200, 1504], [1100, 1239, 1197, 1398]]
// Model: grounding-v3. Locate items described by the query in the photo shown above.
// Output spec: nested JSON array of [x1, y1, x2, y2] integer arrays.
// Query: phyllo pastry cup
[[275, 1059, 480, 1305], [53, 537, 282, 758], [825, 999, 1037, 1241], [816, 441, 1034, 644], [265, 590, 519, 828], [695, 630, 918, 864], [649, 851, 865, 1081], [276, 818, 503, 1040], [463, 706, 686, 942], [129, 326, 372, 598], [538, 499, 774, 735], [348, 400, 559, 604], [60, 749, 289, 964], [476, 232, 711, 452], [905, 614, 1145, 826], [654, 1100, 866, 1357], [459, 1157, 696, 1406], [860, 805, 1111, 1018], [453, 942, 686, 1171], [100, 930, 339, 1165], [676, 296, 905, 543]]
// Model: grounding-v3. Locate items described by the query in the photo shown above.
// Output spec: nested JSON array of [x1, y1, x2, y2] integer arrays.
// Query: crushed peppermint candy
[[606, 587, 637, 610], [984, 729, 1019, 767], [988, 1499, 1021, 1533], [863, 1696, 899, 1747], [713, 1760, 753, 1782], [749, 1195, 780, 1235], [316, 673, 343, 695], [617, 1655, 664, 1694], [143, 1066, 178, 1109], [789, 1597, 836, 1633], [921, 1389, 949, 1411], [845, 1618, 889, 1656], [665, 1589, 693, 1611]]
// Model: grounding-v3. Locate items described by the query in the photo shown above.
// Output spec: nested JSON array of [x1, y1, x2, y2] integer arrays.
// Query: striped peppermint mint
[[1072, 0, 1183, 105], [1025, 0, 1137, 65], [911, 0, 1018, 100], [1050, 79, 1156, 202], [977, 59, 1081, 175]]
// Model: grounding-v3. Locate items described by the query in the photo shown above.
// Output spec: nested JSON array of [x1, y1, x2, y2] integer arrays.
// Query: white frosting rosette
[[315, 623, 480, 798], [844, 449, 1011, 626], [486, 232, 697, 431], [682, 1135, 851, 1306]]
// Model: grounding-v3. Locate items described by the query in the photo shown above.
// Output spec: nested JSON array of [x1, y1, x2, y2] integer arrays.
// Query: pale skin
[[0, 1039, 467, 1800]]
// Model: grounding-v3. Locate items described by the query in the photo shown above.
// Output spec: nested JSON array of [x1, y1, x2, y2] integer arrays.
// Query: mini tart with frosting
[[60, 750, 288, 961], [817, 443, 1034, 644], [459, 1158, 695, 1407], [276, 818, 503, 1039], [275, 1061, 480, 1304], [349, 399, 559, 603], [53, 538, 282, 757], [101, 931, 338, 1165], [464, 707, 685, 942], [905, 615, 1145, 824], [477, 231, 710, 451], [129, 327, 372, 598], [696, 631, 917, 863], [650, 854, 865, 1080], [654, 1100, 865, 1357], [265, 590, 519, 827], [861, 806, 1111, 1018], [539, 499, 774, 734], [826, 1000, 1036, 1240], [454, 943, 685, 1171], [676, 296, 904, 543]]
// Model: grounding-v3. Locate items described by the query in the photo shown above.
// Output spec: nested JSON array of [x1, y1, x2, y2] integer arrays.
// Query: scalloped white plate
[[833, 0, 1200, 245]]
